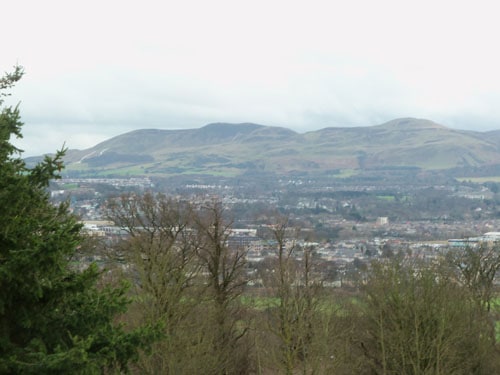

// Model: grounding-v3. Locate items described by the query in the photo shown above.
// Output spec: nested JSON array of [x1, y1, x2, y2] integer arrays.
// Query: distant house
[[376, 217, 389, 226]]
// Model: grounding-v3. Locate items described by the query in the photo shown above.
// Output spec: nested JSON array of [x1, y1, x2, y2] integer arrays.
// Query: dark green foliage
[[0, 67, 156, 374]]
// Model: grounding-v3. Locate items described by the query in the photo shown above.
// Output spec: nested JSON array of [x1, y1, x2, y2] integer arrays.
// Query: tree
[[447, 243, 500, 312], [0, 67, 156, 374], [446, 242, 500, 351], [357, 257, 498, 374], [106, 193, 201, 374], [258, 215, 342, 374], [107, 196, 251, 374], [107, 193, 199, 323], [193, 200, 250, 375]]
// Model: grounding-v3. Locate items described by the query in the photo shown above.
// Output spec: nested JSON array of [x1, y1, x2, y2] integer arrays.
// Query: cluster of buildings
[[448, 231, 500, 247]]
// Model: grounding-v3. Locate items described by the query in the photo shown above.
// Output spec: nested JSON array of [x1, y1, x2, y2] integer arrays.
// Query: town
[[53, 171, 500, 287]]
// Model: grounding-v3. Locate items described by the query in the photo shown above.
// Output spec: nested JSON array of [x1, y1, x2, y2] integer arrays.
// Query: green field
[[455, 176, 500, 183], [376, 195, 396, 201], [60, 183, 79, 189]]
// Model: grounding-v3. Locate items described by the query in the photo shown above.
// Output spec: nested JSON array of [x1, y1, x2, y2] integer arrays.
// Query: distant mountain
[[56, 118, 500, 178]]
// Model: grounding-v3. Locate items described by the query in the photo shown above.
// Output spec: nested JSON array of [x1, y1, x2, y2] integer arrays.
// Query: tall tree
[[0, 67, 155, 374], [193, 200, 250, 375], [107, 196, 251, 374], [259, 215, 338, 374], [106, 193, 201, 374]]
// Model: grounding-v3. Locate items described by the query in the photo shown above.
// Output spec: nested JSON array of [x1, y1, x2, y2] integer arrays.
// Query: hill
[[56, 118, 500, 178]]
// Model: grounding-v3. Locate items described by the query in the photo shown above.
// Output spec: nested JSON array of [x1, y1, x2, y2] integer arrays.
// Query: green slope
[[60, 118, 500, 177]]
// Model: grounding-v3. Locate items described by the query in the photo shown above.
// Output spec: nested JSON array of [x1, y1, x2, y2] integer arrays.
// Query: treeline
[[98, 193, 500, 374]]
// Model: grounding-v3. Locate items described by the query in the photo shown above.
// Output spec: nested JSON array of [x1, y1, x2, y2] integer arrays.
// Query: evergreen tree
[[0, 66, 156, 374]]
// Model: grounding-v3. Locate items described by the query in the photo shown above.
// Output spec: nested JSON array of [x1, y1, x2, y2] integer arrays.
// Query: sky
[[3, 0, 500, 156]]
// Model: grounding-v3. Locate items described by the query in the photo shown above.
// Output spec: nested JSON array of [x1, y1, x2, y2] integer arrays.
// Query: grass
[[455, 176, 500, 183], [240, 291, 360, 317], [240, 295, 280, 310], [490, 298, 500, 341], [96, 167, 146, 176], [180, 168, 242, 177], [376, 195, 395, 201], [327, 169, 359, 178], [64, 163, 89, 171]]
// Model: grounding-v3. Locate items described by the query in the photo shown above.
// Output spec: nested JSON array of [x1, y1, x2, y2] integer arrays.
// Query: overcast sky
[[3, 0, 500, 156]]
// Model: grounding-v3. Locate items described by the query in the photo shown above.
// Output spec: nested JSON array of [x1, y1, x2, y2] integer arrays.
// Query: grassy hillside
[[60, 118, 500, 177]]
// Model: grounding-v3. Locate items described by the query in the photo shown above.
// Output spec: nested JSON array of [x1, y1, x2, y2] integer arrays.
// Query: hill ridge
[[54, 118, 500, 177]]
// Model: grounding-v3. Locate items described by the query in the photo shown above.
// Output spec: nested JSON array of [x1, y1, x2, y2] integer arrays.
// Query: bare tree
[[193, 200, 250, 374], [448, 242, 500, 312], [259, 214, 334, 374], [358, 257, 498, 374], [106, 193, 201, 374]]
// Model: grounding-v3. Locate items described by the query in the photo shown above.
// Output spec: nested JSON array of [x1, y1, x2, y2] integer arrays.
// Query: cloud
[[3, 0, 500, 156]]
